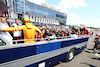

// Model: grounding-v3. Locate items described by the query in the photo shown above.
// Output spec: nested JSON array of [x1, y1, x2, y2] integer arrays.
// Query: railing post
[[16, 41, 17, 44]]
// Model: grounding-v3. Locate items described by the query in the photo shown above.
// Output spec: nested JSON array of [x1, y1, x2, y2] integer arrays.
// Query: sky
[[28, 0, 100, 28]]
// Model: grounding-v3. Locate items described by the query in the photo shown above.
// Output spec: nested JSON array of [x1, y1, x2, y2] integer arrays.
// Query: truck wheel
[[66, 49, 76, 62]]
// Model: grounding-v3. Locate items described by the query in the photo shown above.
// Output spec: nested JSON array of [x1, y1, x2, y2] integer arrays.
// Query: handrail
[[9, 36, 71, 44], [8, 35, 89, 44], [13, 36, 70, 41]]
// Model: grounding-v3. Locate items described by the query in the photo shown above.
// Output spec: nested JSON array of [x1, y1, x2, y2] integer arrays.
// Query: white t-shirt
[[12, 23, 22, 37], [72, 34, 78, 38], [0, 24, 13, 41]]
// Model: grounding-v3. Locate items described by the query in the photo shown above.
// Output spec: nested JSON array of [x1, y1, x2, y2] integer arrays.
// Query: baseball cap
[[24, 18, 30, 22]]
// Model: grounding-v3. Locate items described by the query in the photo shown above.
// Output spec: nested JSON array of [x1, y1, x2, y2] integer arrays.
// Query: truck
[[0, 34, 89, 67]]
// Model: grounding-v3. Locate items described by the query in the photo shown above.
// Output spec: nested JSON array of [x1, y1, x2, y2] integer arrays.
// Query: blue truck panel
[[26, 55, 61, 67], [61, 38, 88, 48], [36, 42, 61, 54], [59, 52, 68, 61], [0, 46, 36, 64]]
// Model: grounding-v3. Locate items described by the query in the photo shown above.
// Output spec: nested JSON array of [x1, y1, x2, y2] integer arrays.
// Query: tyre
[[66, 49, 76, 62]]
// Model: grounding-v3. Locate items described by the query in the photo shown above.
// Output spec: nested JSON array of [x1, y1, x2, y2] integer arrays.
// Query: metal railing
[[8, 35, 89, 44], [10, 36, 71, 44]]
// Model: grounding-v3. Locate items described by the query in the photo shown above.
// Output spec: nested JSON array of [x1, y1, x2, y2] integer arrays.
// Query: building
[[0, 0, 67, 26]]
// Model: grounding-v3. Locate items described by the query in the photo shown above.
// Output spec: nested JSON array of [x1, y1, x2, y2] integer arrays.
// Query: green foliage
[[0, 42, 6, 46]]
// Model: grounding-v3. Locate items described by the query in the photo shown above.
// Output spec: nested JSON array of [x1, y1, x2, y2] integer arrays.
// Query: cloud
[[55, 0, 87, 12], [68, 13, 80, 20], [85, 18, 100, 22], [67, 13, 100, 28], [60, 0, 87, 8], [67, 13, 81, 25]]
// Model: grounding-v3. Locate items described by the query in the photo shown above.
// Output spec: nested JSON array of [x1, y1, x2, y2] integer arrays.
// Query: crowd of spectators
[[35, 24, 90, 41]]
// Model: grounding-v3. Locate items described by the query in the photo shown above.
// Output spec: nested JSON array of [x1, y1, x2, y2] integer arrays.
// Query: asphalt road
[[54, 36, 100, 67]]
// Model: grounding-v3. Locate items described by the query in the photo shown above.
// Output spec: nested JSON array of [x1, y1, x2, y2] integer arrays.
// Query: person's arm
[[0, 26, 24, 32], [47, 36, 57, 40], [47, 36, 53, 39], [35, 26, 42, 36], [94, 41, 98, 44]]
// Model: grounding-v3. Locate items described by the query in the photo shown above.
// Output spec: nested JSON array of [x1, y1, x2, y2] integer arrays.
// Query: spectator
[[94, 36, 100, 52], [42, 25, 45, 34], [80, 27, 84, 35], [61, 31, 66, 36], [47, 31, 57, 40], [56, 30, 61, 37], [0, 18, 42, 43], [0, 18, 13, 44], [75, 27, 78, 32], [69, 32, 73, 38], [72, 26, 75, 31], [83, 28, 89, 35], [51, 31, 57, 40], [65, 30, 69, 36], [3, 17, 10, 26], [72, 33, 78, 38], [77, 30, 80, 35], [11, 19, 22, 43], [43, 28, 52, 38]]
